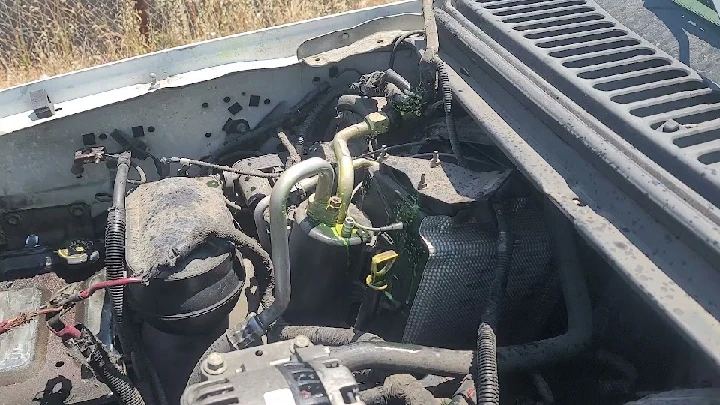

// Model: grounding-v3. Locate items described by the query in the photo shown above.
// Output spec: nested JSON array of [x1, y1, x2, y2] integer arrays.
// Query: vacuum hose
[[106, 151, 131, 321]]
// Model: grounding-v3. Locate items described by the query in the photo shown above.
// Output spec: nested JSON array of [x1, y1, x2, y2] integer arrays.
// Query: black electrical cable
[[296, 83, 356, 144], [436, 58, 467, 167], [476, 323, 499, 405], [106, 151, 131, 322], [121, 318, 169, 405], [475, 204, 511, 405], [69, 325, 146, 405], [389, 30, 425, 69]]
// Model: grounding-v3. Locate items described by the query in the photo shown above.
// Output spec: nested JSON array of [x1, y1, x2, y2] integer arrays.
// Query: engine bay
[[1, 12, 719, 405]]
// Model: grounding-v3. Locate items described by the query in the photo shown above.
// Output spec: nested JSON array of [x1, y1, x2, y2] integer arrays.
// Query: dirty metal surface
[[439, 44, 720, 370], [0, 273, 111, 404], [0, 0, 420, 122], [452, 0, 720, 211], [380, 155, 511, 214], [298, 13, 423, 65], [0, 203, 94, 251], [437, 2, 720, 269]]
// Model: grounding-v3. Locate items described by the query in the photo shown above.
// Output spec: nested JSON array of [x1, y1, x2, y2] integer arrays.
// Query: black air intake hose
[[106, 151, 131, 321], [475, 204, 512, 405], [435, 59, 467, 167]]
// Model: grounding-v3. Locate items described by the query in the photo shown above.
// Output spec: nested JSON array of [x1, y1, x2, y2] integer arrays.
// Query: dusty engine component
[[354, 155, 549, 342], [374, 155, 512, 216], [284, 200, 372, 324], [0, 203, 97, 280], [124, 176, 246, 334], [183, 338, 363, 405], [230, 154, 283, 208], [403, 199, 553, 348]]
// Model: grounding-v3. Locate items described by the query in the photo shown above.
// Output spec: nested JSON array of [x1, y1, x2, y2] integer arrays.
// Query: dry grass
[[0, 0, 392, 89]]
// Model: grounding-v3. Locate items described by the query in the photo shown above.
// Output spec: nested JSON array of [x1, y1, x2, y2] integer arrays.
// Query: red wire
[[79, 277, 143, 298], [0, 277, 143, 336]]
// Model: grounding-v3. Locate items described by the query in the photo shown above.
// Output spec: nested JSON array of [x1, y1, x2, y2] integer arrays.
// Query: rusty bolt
[[418, 173, 427, 190], [430, 151, 440, 168], [328, 196, 342, 210], [69, 204, 85, 218]]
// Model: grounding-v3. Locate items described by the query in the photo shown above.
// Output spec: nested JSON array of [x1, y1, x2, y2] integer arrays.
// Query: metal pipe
[[254, 195, 271, 250], [330, 204, 592, 374], [333, 122, 371, 223], [255, 158, 375, 250], [256, 158, 335, 329], [331, 113, 389, 223]]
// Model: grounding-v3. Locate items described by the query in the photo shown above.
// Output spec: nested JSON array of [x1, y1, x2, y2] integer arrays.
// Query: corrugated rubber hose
[[106, 151, 131, 322], [475, 204, 512, 405], [475, 323, 499, 405]]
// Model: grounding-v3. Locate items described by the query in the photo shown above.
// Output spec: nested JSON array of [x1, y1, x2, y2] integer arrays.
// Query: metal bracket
[[29, 89, 55, 119]]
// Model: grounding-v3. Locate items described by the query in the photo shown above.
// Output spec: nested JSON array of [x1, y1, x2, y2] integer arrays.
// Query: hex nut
[[365, 112, 390, 135], [294, 335, 312, 349], [328, 196, 342, 210], [69, 204, 86, 217], [204, 352, 227, 375]]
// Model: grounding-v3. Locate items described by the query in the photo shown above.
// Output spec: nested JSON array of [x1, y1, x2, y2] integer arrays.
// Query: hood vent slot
[[457, 0, 720, 205]]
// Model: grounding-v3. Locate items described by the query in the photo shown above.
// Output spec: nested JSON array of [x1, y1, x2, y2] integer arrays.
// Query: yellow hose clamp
[[366, 250, 398, 291]]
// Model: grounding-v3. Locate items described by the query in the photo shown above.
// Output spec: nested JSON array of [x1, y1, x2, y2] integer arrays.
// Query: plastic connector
[[227, 313, 264, 350]]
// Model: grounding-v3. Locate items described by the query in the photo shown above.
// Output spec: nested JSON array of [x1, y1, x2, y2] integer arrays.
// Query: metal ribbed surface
[[402, 200, 553, 349], [456, 0, 720, 206]]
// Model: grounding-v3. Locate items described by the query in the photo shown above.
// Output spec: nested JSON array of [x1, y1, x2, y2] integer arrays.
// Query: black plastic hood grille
[[455, 0, 720, 205]]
